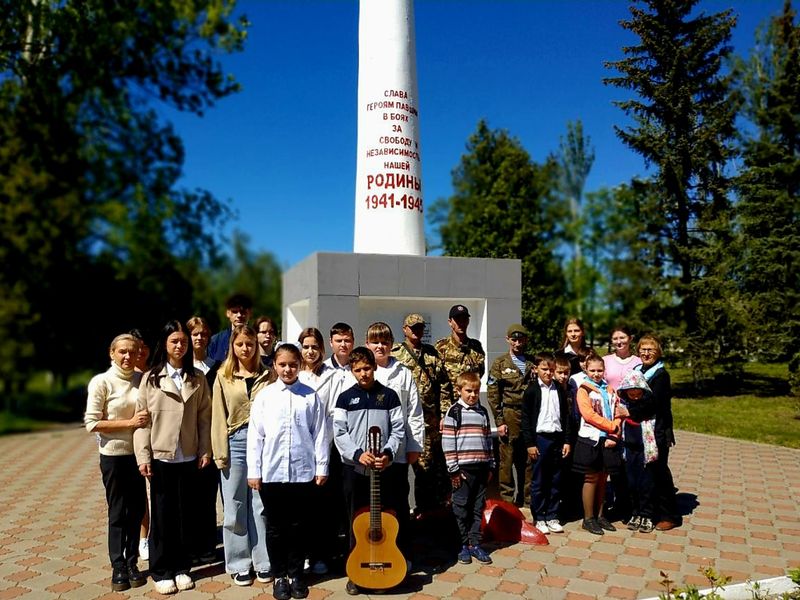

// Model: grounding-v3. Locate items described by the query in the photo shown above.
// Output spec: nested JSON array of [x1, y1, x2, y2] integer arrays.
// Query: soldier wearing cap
[[434, 305, 485, 416], [488, 324, 535, 506], [392, 313, 452, 513]]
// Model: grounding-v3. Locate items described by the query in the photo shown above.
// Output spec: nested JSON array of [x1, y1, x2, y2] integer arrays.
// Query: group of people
[[85, 294, 681, 599], [489, 319, 681, 539]]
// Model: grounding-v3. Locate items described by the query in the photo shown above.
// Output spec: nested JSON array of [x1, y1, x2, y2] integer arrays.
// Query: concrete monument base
[[282, 252, 521, 381]]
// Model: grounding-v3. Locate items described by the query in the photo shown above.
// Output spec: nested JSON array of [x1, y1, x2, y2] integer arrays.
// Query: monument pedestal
[[282, 252, 521, 376]]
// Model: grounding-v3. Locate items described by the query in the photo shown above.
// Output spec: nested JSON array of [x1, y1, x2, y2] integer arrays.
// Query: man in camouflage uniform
[[434, 304, 485, 416], [392, 313, 452, 513], [488, 324, 535, 506]]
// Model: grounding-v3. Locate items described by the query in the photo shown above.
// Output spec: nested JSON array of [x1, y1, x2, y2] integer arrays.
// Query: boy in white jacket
[[365, 322, 424, 559]]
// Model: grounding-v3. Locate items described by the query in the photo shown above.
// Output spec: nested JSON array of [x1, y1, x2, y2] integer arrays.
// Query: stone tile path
[[0, 427, 798, 599]]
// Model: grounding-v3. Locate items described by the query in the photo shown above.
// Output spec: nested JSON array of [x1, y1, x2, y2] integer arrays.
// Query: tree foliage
[[209, 231, 283, 331], [604, 0, 742, 377], [734, 0, 800, 391], [585, 179, 687, 340], [431, 120, 565, 350], [0, 0, 248, 392], [555, 121, 598, 335]]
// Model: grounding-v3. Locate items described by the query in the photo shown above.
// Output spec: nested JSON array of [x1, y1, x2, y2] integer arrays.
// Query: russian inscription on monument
[[354, 0, 425, 256]]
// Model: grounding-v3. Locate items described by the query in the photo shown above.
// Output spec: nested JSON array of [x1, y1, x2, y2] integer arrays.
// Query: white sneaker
[[303, 558, 311, 573], [138, 538, 149, 561], [174, 573, 194, 591], [535, 520, 550, 534], [153, 579, 177, 595], [546, 519, 564, 533]]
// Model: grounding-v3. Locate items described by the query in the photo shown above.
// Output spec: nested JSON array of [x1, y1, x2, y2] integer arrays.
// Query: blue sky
[[161, 1, 783, 268]]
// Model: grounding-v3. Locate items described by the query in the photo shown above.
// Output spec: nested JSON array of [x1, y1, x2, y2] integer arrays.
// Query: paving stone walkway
[[0, 427, 798, 600]]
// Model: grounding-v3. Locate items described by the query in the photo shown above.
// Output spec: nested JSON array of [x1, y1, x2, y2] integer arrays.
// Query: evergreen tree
[[431, 120, 565, 350], [0, 0, 247, 392], [735, 0, 800, 392], [604, 0, 741, 377], [587, 179, 679, 338]]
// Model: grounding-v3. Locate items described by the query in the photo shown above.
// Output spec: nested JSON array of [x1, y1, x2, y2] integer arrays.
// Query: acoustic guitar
[[346, 426, 407, 590]]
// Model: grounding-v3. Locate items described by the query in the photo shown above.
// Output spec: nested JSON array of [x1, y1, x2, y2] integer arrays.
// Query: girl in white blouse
[[246, 343, 330, 600]]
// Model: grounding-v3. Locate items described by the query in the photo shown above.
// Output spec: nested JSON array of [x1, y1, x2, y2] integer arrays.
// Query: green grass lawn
[[671, 362, 800, 449], [0, 411, 59, 435]]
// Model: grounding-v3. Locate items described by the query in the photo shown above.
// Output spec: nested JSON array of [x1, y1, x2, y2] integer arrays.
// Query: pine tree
[[431, 120, 565, 350], [735, 0, 800, 392], [604, 0, 741, 377]]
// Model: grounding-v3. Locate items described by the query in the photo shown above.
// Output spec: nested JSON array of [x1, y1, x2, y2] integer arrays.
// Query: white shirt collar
[[166, 363, 183, 378], [538, 377, 555, 390]]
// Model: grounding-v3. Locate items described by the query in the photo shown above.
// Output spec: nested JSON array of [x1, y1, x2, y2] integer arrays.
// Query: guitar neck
[[369, 466, 381, 534]]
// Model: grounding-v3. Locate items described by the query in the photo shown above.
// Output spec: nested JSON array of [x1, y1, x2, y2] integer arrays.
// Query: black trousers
[[309, 445, 348, 564], [194, 463, 219, 557], [100, 454, 146, 568], [653, 444, 680, 523], [149, 460, 197, 581], [259, 481, 313, 579], [451, 464, 489, 547], [342, 465, 394, 550], [383, 462, 411, 556], [624, 445, 655, 518]]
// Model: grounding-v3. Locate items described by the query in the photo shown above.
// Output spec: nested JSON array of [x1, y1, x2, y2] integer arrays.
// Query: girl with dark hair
[[211, 325, 273, 586], [133, 320, 212, 595]]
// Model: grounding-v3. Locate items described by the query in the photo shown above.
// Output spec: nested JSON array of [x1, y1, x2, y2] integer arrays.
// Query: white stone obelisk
[[354, 0, 425, 256]]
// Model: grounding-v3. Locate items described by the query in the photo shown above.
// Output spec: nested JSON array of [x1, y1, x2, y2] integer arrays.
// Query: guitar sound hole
[[369, 529, 384, 543]]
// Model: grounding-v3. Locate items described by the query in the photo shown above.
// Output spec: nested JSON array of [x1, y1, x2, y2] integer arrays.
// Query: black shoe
[[290, 577, 309, 599], [111, 566, 130, 591], [581, 518, 604, 535], [273, 577, 291, 600], [127, 563, 146, 588], [597, 516, 617, 531], [345, 579, 360, 595]]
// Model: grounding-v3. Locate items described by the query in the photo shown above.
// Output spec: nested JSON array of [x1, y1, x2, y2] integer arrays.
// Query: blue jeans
[[451, 464, 489, 547], [220, 426, 271, 574]]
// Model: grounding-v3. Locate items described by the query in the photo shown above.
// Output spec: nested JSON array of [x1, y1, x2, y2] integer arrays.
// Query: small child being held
[[441, 372, 494, 566], [617, 369, 658, 533]]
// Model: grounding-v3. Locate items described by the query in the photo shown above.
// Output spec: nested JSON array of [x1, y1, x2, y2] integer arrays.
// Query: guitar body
[[346, 509, 407, 589], [345, 426, 407, 590]]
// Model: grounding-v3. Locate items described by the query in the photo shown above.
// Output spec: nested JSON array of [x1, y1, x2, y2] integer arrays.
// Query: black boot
[[111, 565, 130, 591], [290, 576, 309, 599], [128, 562, 146, 588]]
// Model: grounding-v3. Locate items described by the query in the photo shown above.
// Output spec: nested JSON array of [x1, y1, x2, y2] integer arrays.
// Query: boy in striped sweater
[[441, 372, 494, 565]]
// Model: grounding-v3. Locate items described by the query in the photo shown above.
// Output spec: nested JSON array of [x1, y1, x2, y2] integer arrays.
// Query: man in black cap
[[434, 305, 485, 415]]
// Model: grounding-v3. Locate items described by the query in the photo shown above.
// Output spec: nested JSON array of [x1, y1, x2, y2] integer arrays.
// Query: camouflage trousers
[[412, 426, 450, 512]]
